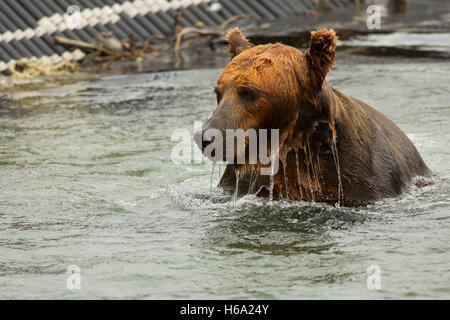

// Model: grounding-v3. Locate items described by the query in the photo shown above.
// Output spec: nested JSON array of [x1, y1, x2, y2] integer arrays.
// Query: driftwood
[[173, 13, 250, 52], [7, 12, 251, 77], [54, 36, 98, 51], [54, 27, 222, 58], [220, 14, 251, 30], [7, 59, 78, 78], [54, 36, 123, 56], [173, 27, 221, 53], [53, 10, 251, 55], [50, 13, 251, 72]]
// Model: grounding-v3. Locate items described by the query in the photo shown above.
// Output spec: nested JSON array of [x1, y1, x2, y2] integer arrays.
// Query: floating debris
[[6, 58, 79, 78]]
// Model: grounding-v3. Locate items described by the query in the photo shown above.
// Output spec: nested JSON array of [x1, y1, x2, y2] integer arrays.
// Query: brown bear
[[195, 27, 431, 207]]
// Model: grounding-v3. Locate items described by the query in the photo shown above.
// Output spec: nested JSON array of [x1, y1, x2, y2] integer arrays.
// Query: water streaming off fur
[[0, 62, 449, 299], [234, 171, 239, 206], [269, 153, 278, 201], [304, 144, 315, 201], [331, 139, 343, 207], [247, 166, 256, 195], [295, 150, 303, 199], [210, 161, 216, 191], [282, 160, 289, 198]]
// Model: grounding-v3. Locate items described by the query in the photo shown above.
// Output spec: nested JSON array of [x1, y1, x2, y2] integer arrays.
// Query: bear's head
[[195, 27, 338, 168]]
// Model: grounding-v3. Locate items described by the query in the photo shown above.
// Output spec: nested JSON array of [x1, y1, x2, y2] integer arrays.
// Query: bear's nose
[[194, 129, 215, 152]]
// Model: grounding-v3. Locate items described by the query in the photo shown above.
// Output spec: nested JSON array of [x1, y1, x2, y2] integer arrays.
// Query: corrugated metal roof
[[0, 0, 353, 73]]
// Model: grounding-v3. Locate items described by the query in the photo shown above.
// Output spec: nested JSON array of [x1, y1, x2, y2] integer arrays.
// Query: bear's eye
[[238, 87, 258, 102], [214, 87, 222, 104]]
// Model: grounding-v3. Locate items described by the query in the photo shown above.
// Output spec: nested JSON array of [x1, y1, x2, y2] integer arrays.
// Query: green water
[[0, 60, 449, 299]]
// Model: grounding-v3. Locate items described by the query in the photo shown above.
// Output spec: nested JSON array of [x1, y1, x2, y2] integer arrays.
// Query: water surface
[[0, 60, 449, 299]]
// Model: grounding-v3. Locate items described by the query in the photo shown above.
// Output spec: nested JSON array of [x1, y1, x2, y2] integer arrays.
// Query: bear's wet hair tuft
[[226, 27, 254, 59], [309, 29, 337, 69], [306, 28, 338, 91]]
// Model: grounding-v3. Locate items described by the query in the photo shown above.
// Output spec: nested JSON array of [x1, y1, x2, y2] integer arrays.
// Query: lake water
[[0, 57, 449, 299]]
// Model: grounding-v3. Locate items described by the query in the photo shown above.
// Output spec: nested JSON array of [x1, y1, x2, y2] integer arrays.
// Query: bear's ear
[[226, 27, 254, 59], [305, 28, 337, 92]]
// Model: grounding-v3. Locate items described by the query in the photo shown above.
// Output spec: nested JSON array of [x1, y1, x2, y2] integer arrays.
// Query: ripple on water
[[0, 65, 449, 299]]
